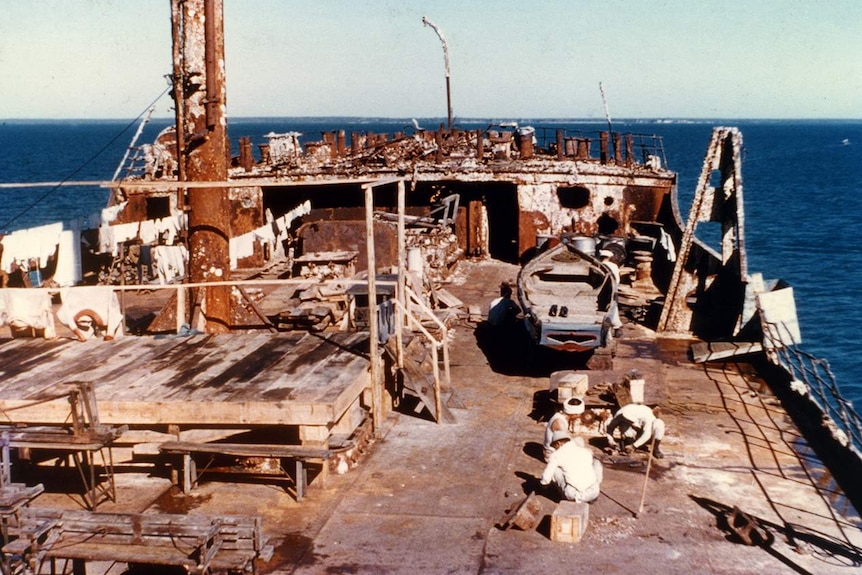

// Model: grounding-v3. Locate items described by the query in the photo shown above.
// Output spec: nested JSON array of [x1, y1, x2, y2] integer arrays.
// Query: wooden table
[[1, 425, 126, 511]]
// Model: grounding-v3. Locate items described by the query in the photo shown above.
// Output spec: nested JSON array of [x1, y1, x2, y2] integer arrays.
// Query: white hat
[[563, 397, 585, 415], [551, 430, 571, 444], [598, 249, 613, 258]]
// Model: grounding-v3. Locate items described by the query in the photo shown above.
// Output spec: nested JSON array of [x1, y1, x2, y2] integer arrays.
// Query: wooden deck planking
[[111, 334, 238, 402], [235, 332, 368, 403], [0, 332, 371, 428], [180, 332, 319, 403], [156, 332, 280, 402], [223, 331, 370, 425], [303, 346, 371, 424], [229, 332, 371, 425], [81, 336, 217, 402], [0, 338, 67, 377], [0, 337, 155, 422], [0, 337, 128, 398], [289, 336, 369, 404]]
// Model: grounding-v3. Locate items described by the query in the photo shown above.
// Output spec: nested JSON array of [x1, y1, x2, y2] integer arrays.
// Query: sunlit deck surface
[[0, 260, 860, 574], [0, 332, 369, 428]]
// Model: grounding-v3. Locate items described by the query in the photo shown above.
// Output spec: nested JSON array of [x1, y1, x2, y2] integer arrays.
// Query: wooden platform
[[0, 332, 371, 434]]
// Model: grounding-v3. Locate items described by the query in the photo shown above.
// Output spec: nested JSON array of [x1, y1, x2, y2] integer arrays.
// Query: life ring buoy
[[72, 309, 106, 342]]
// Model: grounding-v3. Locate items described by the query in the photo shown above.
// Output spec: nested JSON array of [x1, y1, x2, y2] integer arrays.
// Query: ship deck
[[0, 259, 860, 574]]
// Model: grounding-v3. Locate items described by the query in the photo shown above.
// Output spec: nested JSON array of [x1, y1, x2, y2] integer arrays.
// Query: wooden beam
[[364, 184, 382, 433]]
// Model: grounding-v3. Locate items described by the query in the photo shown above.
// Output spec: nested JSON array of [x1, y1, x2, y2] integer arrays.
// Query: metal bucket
[[569, 236, 597, 255], [536, 234, 555, 250]]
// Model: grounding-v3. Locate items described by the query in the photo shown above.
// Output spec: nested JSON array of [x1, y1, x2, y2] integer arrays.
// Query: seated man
[[606, 403, 665, 458], [488, 281, 521, 327], [539, 431, 603, 503]]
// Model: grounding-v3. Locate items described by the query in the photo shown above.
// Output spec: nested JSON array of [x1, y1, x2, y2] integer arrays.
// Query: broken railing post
[[626, 134, 634, 167], [518, 130, 533, 159], [239, 136, 253, 171], [600, 132, 609, 165], [557, 130, 564, 160], [396, 180, 406, 369], [337, 130, 346, 157]]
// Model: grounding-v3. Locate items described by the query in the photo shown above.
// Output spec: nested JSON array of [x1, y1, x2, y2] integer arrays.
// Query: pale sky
[[1, 1, 860, 120]]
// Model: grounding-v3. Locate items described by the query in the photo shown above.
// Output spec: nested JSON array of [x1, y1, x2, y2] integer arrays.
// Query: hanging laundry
[[153, 245, 188, 284], [229, 231, 255, 270], [0, 288, 57, 338]]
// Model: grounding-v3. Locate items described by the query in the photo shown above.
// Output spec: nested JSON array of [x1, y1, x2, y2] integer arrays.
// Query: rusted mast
[[171, 0, 231, 333]]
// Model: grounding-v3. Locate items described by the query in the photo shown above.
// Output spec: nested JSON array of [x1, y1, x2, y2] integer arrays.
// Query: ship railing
[[761, 317, 862, 456], [232, 124, 668, 171], [531, 127, 667, 168], [116, 148, 152, 180], [26, 278, 397, 337]]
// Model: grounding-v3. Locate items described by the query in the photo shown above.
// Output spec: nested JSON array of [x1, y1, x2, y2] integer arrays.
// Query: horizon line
[[3, 116, 861, 124]]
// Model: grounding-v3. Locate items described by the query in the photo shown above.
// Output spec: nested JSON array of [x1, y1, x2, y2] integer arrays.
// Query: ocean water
[[1, 117, 860, 408]]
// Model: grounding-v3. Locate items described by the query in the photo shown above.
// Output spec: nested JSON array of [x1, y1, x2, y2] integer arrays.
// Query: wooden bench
[[159, 441, 333, 502], [3, 507, 272, 575]]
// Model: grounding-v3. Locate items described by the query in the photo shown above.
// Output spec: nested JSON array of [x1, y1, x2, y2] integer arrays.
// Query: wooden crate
[[551, 371, 589, 402], [550, 501, 589, 543]]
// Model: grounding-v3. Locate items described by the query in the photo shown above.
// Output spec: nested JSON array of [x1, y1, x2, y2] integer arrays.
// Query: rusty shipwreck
[[0, 1, 860, 574]]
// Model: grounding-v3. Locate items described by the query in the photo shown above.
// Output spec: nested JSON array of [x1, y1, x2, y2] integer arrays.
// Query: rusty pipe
[[204, 0, 219, 129]]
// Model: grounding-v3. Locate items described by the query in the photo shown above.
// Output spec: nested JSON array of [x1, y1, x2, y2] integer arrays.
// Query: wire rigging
[[0, 86, 171, 233]]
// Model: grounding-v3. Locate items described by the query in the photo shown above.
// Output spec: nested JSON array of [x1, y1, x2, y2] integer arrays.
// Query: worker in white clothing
[[539, 431, 603, 503], [606, 403, 665, 458], [543, 396, 585, 461]]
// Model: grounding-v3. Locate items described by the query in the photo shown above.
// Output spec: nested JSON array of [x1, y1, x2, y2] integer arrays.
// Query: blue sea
[[1, 117, 860, 408]]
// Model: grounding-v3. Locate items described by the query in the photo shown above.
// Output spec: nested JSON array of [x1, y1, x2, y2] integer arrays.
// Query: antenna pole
[[600, 81, 613, 135], [422, 16, 453, 131]]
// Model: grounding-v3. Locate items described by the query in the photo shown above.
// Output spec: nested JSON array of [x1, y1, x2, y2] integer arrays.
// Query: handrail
[[3, 277, 399, 336], [404, 285, 451, 388], [404, 286, 447, 337], [400, 309, 443, 422], [760, 317, 862, 457], [391, 285, 452, 423], [25, 276, 398, 292]]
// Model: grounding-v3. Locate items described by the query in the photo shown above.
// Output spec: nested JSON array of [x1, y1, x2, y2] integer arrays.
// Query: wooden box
[[500, 492, 542, 531], [551, 371, 589, 402], [550, 501, 589, 543]]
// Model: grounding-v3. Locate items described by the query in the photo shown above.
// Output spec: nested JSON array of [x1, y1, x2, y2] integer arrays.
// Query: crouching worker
[[539, 431, 603, 503], [606, 403, 665, 458], [543, 396, 585, 461]]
